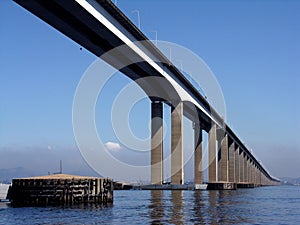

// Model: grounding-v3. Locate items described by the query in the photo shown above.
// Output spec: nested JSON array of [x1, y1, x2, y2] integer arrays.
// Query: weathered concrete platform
[[113, 182, 133, 190], [237, 183, 256, 188], [133, 183, 263, 190], [0, 183, 10, 201], [207, 182, 237, 190], [124, 183, 265, 191], [134, 184, 207, 190], [7, 174, 113, 206]]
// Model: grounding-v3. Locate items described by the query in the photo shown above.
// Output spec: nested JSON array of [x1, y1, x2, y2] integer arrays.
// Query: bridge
[[13, 0, 280, 189]]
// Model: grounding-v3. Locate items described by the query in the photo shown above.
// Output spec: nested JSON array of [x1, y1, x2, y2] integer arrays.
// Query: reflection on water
[[149, 189, 254, 224], [150, 190, 164, 224], [148, 190, 241, 224], [0, 186, 299, 224], [192, 191, 205, 223], [150, 190, 185, 225], [170, 191, 184, 225]]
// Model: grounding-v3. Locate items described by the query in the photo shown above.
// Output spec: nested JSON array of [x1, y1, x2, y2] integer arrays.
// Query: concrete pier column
[[194, 122, 203, 184], [253, 164, 256, 185], [254, 164, 257, 186], [249, 162, 252, 184], [248, 158, 252, 183], [208, 124, 217, 182], [259, 170, 262, 185], [244, 154, 248, 183], [258, 169, 262, 186], [251, 161, 254, 183], [239, 149, 244, 183], [252, 163, 255, 184], [247, 157, 250, 183], [248, 159, 251, 183], [252, 164, 255, 184], [171, 102, 183, 184], [151, 101, 163, 184], [247, 156, 250, 183], [253, 165, 256, 185], [218, 134, 228, 182], [255, 165, 259, 185], [234, 147, 240, 183], [228, 142, 235, 183]]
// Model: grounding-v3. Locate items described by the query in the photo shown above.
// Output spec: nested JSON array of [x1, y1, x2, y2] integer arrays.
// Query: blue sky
[[0, 0, 299, 180]]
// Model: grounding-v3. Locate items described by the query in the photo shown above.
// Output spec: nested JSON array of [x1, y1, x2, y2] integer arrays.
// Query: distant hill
[[280, 177, 300, 185]]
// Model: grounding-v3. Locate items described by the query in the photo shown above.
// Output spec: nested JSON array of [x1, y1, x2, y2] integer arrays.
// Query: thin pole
[[151, 30, 158, 46], [132, 10, 140, 29], [176, 60, 183, 71], [168, 47, 172, 65], [60, 160, 62, 174]]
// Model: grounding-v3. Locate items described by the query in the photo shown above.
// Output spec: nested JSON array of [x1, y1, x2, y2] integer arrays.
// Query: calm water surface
[[0, 186, 299, 224]]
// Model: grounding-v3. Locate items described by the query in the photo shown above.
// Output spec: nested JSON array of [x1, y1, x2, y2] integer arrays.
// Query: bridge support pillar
[[247, 157, 250, 183], [249, 160, 252, 184], [208, 124, 217, 182], [218, 134, 228, 182], [234, 147, 240, 183], [228, 142, 235, 183], [250, 161, 253, 184], [239, 149, 244, 183], [256, 166, 260, 186], [254, 166, 257, 185], [253, 165, 255, 185], [248, 160, 251, 184], [252, 163, 255, 184], [171, 102, 183, 184], [259, 170, 262, 186], [253, 165, 256, 185], [244, 154, 248, 183], [151, 101, 163, 184], [194, 122, 203, 184]]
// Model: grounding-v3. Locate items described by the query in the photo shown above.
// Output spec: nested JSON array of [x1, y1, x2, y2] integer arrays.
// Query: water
[[0, 186, 299, 224]]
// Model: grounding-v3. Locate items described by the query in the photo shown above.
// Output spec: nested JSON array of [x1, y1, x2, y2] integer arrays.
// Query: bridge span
[[13, 0, 280, 188]]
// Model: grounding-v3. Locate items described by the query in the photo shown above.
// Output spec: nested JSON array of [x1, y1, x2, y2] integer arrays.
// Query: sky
[[0, 0, 299, 181]]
